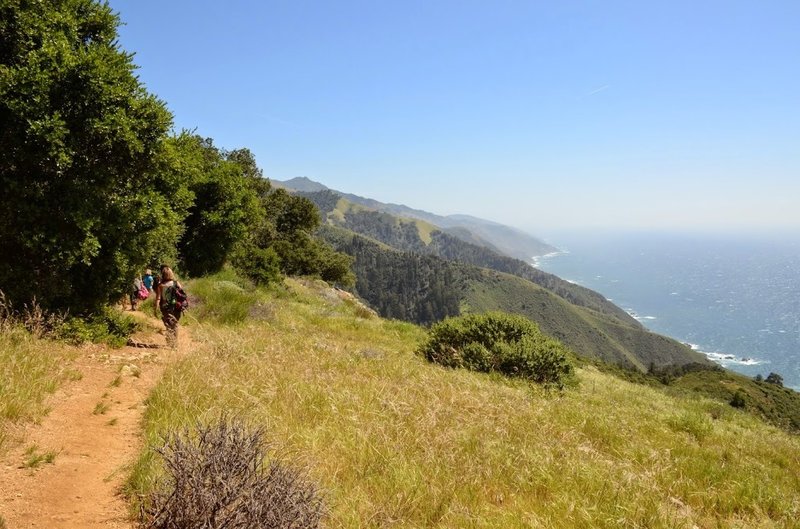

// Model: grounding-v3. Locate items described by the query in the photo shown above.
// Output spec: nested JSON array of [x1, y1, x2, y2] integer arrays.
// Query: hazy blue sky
[[111, 1, 799, 236]]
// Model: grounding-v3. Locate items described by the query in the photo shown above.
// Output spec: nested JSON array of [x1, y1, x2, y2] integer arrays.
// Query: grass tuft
[[23, 444, 58, 468]]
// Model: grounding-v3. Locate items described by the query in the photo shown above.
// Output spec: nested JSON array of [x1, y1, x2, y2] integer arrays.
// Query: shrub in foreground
[[418, 312, 574, 387], [144, 419, 323, 529]]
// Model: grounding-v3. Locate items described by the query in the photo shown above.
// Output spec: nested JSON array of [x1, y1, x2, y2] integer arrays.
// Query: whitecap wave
[[530, 251, 566, 268], [702, 351, 768, 367]]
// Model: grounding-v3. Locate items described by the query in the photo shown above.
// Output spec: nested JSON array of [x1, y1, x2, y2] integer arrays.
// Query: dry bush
[[144, 419, 324, 529], [0, 291, 64, 337]]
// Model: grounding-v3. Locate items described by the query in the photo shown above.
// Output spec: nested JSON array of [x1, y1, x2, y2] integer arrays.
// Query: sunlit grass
[[128, 276, 800, 528], [0, 327, 77, 453]]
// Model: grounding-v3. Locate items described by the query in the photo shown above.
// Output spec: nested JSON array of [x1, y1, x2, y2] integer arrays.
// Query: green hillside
[[279, 181, 559, 260], [303, 190, 641, 326], [316, 219, 706, 370], [120, 274, 800, 528], [461, 269, 700, 370]]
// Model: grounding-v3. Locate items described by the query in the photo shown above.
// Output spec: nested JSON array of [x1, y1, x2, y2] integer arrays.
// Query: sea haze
[[534, 232, 800, 390]]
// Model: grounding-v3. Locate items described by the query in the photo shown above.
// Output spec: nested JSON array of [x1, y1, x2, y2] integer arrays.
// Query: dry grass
[[128, 277, 800, 528], [0, 327, 77, 453]]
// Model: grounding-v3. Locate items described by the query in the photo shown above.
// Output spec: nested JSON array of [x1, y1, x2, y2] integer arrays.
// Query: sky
[[110, 0, 800, 236]]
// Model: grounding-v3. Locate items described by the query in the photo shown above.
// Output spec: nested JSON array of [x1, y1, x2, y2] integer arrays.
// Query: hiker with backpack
[[154, 265, 188, 346], [129, 275, 146, 311], [143, 269, 154, 293]]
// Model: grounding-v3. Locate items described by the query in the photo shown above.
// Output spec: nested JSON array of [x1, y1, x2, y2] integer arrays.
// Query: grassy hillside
[[321, 226, 705, 369], [462, 269, 705, 370], [276, 178, 558, 261], [125, 273, 800, 528]]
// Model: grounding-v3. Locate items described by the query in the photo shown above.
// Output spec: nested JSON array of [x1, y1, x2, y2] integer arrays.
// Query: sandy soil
[[0, 314, 186, 528]]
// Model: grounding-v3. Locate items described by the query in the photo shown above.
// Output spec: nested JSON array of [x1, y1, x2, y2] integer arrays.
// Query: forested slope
[[320, 226, 705, 369]]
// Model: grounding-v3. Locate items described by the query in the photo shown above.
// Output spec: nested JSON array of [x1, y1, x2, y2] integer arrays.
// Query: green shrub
[[231, 244, 282, 286], [187, 272, 261, 325], [730, 389, 747, 409], [56, 308, 138, 348], [418, 312, 573, 387]]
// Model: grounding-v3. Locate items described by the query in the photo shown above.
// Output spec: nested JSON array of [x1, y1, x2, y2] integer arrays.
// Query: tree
[[175, 136, 261, 277], [226, 148, 270, 198], [257, 189, 354, 286], [0, 0, 179, 313], [765, 372, 784, 387]]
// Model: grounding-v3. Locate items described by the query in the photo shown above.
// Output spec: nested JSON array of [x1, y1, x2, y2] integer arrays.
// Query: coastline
[[531, 234, 799, 390]]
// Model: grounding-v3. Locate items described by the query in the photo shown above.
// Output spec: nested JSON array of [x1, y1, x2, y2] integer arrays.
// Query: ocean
[[533, 231, 800, 390]]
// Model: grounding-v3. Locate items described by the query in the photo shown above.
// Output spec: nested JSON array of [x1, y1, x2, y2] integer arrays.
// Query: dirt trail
[[0, 313, 187, 528]]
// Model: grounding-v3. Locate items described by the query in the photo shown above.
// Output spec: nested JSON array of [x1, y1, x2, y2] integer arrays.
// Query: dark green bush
[[231, 244, 282, 286], [57, 308, 138, 348], [730, 389, 747, 409], [418, 312, 574, 387]]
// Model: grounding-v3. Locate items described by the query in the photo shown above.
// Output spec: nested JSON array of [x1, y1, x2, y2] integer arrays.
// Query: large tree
[[0, 0, 180, 313], [176, 136, 261, 277]]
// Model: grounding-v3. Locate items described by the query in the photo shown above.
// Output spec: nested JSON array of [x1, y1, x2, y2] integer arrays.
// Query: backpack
[[137, 283, 149, 300], [163, 281, 189, 312]]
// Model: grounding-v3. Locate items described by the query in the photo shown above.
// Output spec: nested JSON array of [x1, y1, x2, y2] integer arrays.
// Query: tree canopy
[[0, 0, 355, 314], [0, 0, 176, 313]]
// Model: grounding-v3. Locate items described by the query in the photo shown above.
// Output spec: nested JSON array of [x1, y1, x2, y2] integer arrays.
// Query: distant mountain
[[273, 177, 558, 261], [275, 176, 329, 193]]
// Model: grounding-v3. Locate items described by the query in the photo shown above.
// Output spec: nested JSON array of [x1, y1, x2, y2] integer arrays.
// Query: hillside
[[300, 189, 639, 326], [276, 186, 706, 369], [274, 177, 559, 260], [321, 226, 705, 370], [132, 275, 800, 527], [4, 273, 800, 528]]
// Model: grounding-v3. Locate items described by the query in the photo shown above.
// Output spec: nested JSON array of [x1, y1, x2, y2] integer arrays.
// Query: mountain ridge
[[273, 177, 559, 261]]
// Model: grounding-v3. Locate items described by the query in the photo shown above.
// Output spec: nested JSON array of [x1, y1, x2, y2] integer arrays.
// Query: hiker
[[130, 275, 144, 311], [143, 269, 154, 293], [154, 266, 184, 346]]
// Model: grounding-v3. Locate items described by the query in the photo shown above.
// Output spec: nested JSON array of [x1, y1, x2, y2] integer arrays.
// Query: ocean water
[[534, 232, 800, 390]]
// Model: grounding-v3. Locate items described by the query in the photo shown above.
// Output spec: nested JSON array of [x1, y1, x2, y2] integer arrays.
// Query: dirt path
[[0, 314, 187, 528]]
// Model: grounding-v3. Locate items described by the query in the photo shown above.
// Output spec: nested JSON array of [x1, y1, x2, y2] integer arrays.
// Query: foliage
[[319, 227, 466, 324], [259, 190, 354, 286], [0, 0, 179, 314], [730, 389, 747, 408], [56, 307, 138, 347], [765, 372, 784, 386], [419, 311, 574, 387], [648, 361, 723, 385], [230, 244, 281, 286], [176, 136, 261, 277], [144, 419, 323, 529]]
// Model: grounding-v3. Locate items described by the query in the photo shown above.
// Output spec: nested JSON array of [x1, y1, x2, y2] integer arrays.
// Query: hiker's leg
[[161, 309, 178, 347]]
